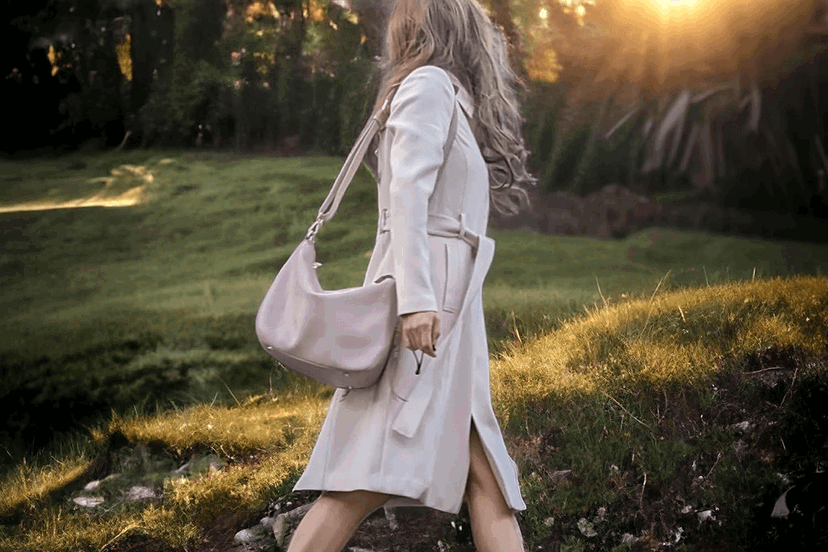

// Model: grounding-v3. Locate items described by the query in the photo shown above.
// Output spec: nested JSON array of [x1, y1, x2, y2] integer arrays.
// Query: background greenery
[[2, 149, 827, 467], [3, 1, 828, 549], [1, 150, 827, 551], [6, 1, 828, 217]]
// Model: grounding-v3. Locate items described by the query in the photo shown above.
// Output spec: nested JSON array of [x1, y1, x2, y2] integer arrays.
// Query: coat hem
[[293, 474, 428, 499]]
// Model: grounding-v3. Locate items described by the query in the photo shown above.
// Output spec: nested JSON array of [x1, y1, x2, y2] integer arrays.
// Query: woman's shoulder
[[390, 66, 454, 119], [397, 65, 454, 95]]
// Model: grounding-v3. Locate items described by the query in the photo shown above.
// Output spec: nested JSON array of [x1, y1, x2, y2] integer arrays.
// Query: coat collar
[[445, 71, 474, 119]]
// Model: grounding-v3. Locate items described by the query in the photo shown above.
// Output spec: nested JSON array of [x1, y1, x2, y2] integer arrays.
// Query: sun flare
[[658, 0, 698, 6]]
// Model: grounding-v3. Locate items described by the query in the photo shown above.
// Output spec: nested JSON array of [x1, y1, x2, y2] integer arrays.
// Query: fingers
[[400, 311, 440, 358]]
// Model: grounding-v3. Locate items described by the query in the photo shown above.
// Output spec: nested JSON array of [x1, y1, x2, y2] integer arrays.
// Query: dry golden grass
[[0, 456, 93, 519], [2, 395, 329, 552], [94, 393, 328, 456], [490, 275, 828, 427], [3, 274, 827, 551]]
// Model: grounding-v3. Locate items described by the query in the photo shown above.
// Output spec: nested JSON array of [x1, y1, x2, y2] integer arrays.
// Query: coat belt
[[379, 209, 481, 251]]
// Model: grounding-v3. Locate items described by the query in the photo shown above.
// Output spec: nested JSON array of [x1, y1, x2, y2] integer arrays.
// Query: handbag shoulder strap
[[307, 82, 460, 242], [435, 87, 460, 184]]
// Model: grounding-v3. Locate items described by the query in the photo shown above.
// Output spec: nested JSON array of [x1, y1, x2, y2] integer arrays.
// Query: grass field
[[1, 150, 827, 551]]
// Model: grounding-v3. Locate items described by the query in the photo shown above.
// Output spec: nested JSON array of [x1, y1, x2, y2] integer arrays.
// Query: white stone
[[577, 518, 597, 537], [384, 505, 399, 531], [697, 509, 716, 522], [621, 533, 637, 544], [260, 515, 278, 529], [233, 525, 267, 544], [272, 516, 287, 546], [126, 485, 157, 500], [272, 503, 313, 546], [73, 496, 104, 507], [83, 480, 101, 491], [729, 421, 753, 433]]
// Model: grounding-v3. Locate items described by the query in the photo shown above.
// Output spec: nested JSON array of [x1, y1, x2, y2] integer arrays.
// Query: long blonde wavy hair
[[367, 0, 537, 217]]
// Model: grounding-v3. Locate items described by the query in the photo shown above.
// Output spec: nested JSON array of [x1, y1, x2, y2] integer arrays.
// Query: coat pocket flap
[[391, 378, 434, 438]]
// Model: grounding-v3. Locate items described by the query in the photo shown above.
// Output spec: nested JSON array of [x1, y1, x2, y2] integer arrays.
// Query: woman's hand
[[398, 311, 440, 357]]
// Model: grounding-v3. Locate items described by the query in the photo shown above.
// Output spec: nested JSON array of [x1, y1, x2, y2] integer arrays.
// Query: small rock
[[272, 503, 313, 546], [771, 488, 791, 518], [621, 533, 637, 544], [188, 453, 226, 476], [126, 486, 157, 500], [577, 518, 597, 537], [260, 515, 278, 529], [272, 516, 287, 546], [776, 472, 792, 486], [550, 469, 573, 484], [697, 509, 716, 523], [84, 480, 101, 491], [544, 517, 555, 527], [73, 496, 105, 507], [681, 504, 694, 514], [596, 506, 606, 521], [384, 505, 399, 530], [729, 421, 753, 433], [233, 524, 267, 544]]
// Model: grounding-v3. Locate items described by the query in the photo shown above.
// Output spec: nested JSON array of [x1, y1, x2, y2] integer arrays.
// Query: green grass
[[1, 149, 827, 551]]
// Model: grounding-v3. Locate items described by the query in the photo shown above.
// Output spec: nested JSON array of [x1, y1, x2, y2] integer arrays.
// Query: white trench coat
[[293, 65, 527, 516]]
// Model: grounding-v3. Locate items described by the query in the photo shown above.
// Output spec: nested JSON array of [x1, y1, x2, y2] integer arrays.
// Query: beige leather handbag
[[255, 85, 459, 390]]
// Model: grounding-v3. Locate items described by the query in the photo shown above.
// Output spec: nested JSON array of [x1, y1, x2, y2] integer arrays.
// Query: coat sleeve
[[386, 65, 455, 317]]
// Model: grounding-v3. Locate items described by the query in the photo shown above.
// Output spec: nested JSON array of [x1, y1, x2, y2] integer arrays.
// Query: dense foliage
[[4, 1, 828, 215]]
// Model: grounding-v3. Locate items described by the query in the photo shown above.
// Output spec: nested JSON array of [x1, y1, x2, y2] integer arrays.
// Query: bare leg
[[465, 419, 525, 552], [286, 489, 390, 552]]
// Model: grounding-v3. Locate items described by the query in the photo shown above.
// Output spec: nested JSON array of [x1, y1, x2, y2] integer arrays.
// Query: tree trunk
[[129, 0, 156, 115]]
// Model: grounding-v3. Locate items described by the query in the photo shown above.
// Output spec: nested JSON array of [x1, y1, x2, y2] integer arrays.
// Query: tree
[[536, 0, 828, 217], [3, 0, 139, 152]]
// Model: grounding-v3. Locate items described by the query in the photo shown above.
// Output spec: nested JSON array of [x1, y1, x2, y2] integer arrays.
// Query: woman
[[288, 1, 536, 551]]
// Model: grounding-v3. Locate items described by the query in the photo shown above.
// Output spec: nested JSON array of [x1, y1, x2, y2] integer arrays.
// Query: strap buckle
[[380, 208, 390, 232], [305, 218, 324, 243], [457, 213, 473, 243]]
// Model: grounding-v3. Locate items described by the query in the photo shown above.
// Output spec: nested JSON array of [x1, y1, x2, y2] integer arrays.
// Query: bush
[[138, 58, 233, 148]]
